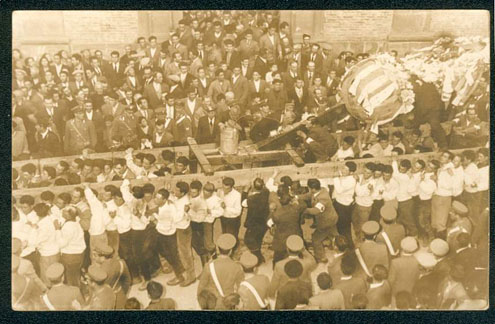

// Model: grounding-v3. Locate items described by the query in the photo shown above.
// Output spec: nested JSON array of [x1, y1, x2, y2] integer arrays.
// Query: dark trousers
[[220, 216, 241, 251], [130, 229, 152, 281], [118, 230, 133, 267], [418, 199, 433, 241], [203, 221, 216, 254], [82, 231, 91, 271], [244, 225, 267, 263], [369, 199, 384, 222], [397, 199, 417, 236], [334, 200, 354, 248], [60, 252, 83, 288], [462, 191, 481, 226], [191, 221, 207, 257], [106, 230, 120, 258], [155, 231, 185, 277]]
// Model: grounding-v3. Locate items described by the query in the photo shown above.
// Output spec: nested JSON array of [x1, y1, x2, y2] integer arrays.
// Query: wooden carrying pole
[[12, 148, 475, 200]]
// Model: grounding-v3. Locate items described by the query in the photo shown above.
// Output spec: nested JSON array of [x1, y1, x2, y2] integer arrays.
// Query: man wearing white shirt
[[476, 148, 489, 211], [173, 181, 196, 286], [392, 158, 417, 237], [203, 182, 225, 259], [153, 188, 186, 286], [332, 161, 357, 247], [16, 195, 40, 275], [369, 164, 385, 222], [352, 163, 375, 242], [120, 181, 151, 286], [188, 181, 209, 268], [461, 150, 480, 225], [431, 151, 454, 239], [381, 165, 399, 210], [110, 189, 133, 271], [217, 177, 243, 252], [101, 185, 119, 258], [332, 136, 355, 161], [54, 206, 86, 287], [83, 184, 110, 264], [30, 203, 60, 286], [417, 160, 439, 243], [451, 155, 464, 200]]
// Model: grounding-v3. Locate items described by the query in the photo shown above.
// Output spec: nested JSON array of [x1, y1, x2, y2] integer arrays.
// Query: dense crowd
[[12, 10, 489, 311]]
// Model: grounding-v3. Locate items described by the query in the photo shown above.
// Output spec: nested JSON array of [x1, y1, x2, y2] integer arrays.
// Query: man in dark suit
[[177, 62, 195, 94], [388, 237, 420, 298], [143, 71, 169, 109], [243, 178, 270, 265], [105, 51, 125, 91], [223, 39, 241, 71], [35, 93, 68, 137], [282, 61, 300, 93], [177, 19, 194, 50], [354, 221, 390, 280], [302, 43, 324, 73], [83, 100, 105, 151], [231, 66, 249, 108], [253, 48, 270, 77], [69, 70, 87, 96], [145, 36, 161, 68], [274, 260, 312, 309], [287, 78, 308, 117], [195, 106, 220, 144], [34, 117, 62, 158], [333, 253, 368, 309], [51, 53, 70, 83], [247, 71, 268, 101], [303, 61, 320, 89]]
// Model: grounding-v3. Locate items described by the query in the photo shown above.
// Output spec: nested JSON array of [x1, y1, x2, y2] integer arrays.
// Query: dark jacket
[[244, 188, 270, 229]]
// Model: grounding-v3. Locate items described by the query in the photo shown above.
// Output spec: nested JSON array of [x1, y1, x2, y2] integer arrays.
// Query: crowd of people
[[12, 10, 489, 311]]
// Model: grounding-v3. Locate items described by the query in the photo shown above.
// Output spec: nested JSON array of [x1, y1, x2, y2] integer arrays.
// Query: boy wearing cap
[[197, 233, 245, 310], [376, 206, 405, 257], [269, 235, 316, 298], [354, 221, 389, 280], [308, 272, 345, 310], [387, 237, 420, 298], [274, 259, 312, 309], [237, 251, 270, 310], [40, 262, 85, 310]]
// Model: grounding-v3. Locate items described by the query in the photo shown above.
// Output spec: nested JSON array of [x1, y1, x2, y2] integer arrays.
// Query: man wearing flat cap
[[40, 262, 86, 310], [64, 105, 97, 155], [197, 234, 245, 310], [237, 251, 270, 310], [274, 259, 312, 309], [354, 221, 389, 279], [93, 244, 131, 309], [446, 201, 472, 251], [388, 237, 420, 298], [376, 205, 406, 257], [269, 235, 316, 298], [412, 252, 441, 309], [428, 238, 451, 279], [12, 255, 41, 310], [84, 264, 116, 310]]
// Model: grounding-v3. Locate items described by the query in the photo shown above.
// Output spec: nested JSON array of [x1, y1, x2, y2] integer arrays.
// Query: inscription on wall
[[63, 11, 139, 44]]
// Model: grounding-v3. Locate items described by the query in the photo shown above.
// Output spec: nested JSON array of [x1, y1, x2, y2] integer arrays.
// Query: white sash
[[380, 232, 398, 256], [240, 281, 267, 309], [209, 261, 224, 297], [42, 293, 56, 310], [13, 277, 30, 309], [112, 259, 124, 291], [355, 248, 372, 277]]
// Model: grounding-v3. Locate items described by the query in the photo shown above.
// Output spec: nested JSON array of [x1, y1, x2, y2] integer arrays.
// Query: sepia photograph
[[11, 9, 490, 311]]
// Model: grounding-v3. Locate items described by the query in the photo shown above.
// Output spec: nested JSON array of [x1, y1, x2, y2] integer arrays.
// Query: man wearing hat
[[93, 244, 131, 309], [12, 255, 41, 310], [412, 252, 440, 309], [237, 251, 270, 310], [376, 205, 406, 257], [446, 201, 472, 251], [269, 235, 316, 298], [63, 105, 97, 155], [195, 104, 220, 144], [111, 104, 139, 149], [249, 100, 279, 142], [197, 234, 245, 310], [274, 259, 312, 310], [40, 262, 85, 310], [387, 237, 420, 298], [85, 264, 116, 310], [428, 238, 451, 279], [354, 221, 389, 279]]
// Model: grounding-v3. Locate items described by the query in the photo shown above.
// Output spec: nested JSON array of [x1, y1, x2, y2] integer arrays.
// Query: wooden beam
[[207, 150, 287, 165], [254, 103, 344, 151], [12, 148, 477, 200], [187, 138, 214, 176], [286, 149, 305, 167]]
